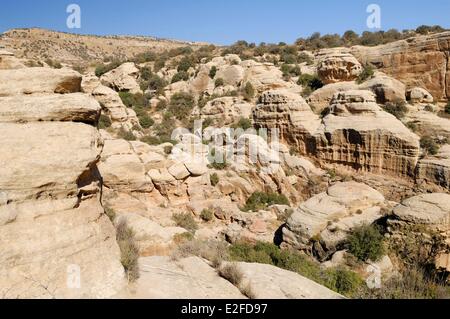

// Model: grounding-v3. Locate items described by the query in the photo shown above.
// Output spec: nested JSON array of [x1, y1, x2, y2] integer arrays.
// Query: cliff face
[[352, 32, 450, 101], [0, 62, 124, 298]]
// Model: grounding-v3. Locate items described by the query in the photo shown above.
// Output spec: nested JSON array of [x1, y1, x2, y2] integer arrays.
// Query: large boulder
[[0, 67, 82, 96], [359, 72, 406, 104], [313, 90, 420, 176], [283, 182, 386, 257], [317, 50, 362, 84], [307, 81, 359, 114], [0, 93, 100, 124], [407, 87, 434, 104], [231, 262, 344, 299], [100, 62, 141, 94], [116, 256, 246, 299], [0, 49, 25, 69]]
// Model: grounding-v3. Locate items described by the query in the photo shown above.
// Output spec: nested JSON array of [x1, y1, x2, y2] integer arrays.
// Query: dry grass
[[116, 219, 140, 282]]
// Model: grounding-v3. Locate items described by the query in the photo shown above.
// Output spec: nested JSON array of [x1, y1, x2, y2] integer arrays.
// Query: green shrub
[[116, 219, 140, 282], [98, 114, 112, 129], [209, 66, 217, 79], [95, 60, 122, 77], [154, 57, 167, 72], [420, 136, 440, 155], [231, 117, 252, 130], [119, 92, 147, 109], [156, 99, 168, 111], [281, 63, 301, 77], [172, 213, 198, 234], [138, 114, 154, 129], [357, 64, 375, 84], [242, 82, 255, 101], [144, 74, 167, 94], [200, 209, 214, 222], [168, 92, 195, 120], [215, 78, 225, 87], [140, 135, 160, 145], [210, 173, 220, 186], [382, 100, 408, 119], [177, 55, 196, 72], [173, 232, 195, 245], [326, 267, 364, 295], [406, 121, 418, 132], [347, 224, 385, 262], [171, 71, 189, 83], [243, 192, 290, 212], [117, 128, 137, 141], [133, 51, 157, 63], [297, 74, 324, 91]]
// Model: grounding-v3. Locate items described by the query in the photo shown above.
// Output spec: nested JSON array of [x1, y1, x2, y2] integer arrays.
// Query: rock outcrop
[[416, 145, 450, 190], [253, 90, 321, 154], [317, 50, 362, 84], [0, 66, 124, 298], [282, 182, 387, 259], [313, 90, 420, 176], [352, 32, 450, 101], [100, 62, 141, 94]]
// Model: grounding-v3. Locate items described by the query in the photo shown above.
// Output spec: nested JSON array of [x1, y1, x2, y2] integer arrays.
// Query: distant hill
[[0, 28, 208, 65]]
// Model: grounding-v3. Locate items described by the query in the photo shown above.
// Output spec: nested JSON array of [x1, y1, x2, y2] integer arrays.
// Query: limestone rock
[[283, 182, 386, 254], [359, 72, 406, 104], [253, 89, 321, 154], [0, 93, 100, 124], [0, 67, 82, 96], [215, 64, 245, 86], [352, 32, 450, 101], [232, 262, 344, 299], [317, 50, 362, 84], [307, 82, 358, 113], [407, 87, 434, 104], [314, 90, 420, 176], [201, 96, 253, 125], [416, 145, 450, 190], [0, 50, 25, 69], [100, 62, 141, 94], [116, 256, 245, 299]]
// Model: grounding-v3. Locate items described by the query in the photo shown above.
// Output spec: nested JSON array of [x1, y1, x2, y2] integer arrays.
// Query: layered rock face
[[282, 182, 387, 258], [0, 66, 124, 298], [317, 50, 363, 84], [253, 90, 321, 154], [352, 32, 450, 101], [100, 62, 141, 94], [416, 145, 450, 190], [313, 90, 420, 176]]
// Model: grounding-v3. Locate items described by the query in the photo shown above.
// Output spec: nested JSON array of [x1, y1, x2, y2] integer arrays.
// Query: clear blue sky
[[1, 0, 449, 45]]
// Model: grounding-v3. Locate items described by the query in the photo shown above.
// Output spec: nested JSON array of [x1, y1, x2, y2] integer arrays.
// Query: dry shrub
[[116, 219, 140, 282], [219, 263, 243, 286]]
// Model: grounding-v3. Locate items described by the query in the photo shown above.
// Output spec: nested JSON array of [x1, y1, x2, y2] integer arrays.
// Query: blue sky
[[0, 0, 449, 45]]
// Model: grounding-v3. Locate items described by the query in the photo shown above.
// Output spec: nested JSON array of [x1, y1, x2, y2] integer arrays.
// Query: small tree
[[242, 82, 255, 101], [209, 66, 217, 79], [215, 78, 225, 88], [420, 136, 439, 156], [357, 64, 375, 84]]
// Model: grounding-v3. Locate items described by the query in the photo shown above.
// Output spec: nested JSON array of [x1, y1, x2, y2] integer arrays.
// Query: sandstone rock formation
[[282, 182, 387, 258], [253, 89, 321, 154], [0, 66, 124, 298], [407, 87, 434, 104], [313, 90, 420, 176], [201, 96, 253, 125], [0, 49, 24, 69], [416, 145, 450, 190], [352, 32, 450, 101], [317, 50, 362, 84], [100, 62, 141, 94]]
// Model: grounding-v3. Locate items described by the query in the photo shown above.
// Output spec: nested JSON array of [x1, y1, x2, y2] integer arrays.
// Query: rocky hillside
[[1, 29, 450, 299], [0, 28, 206, 65]]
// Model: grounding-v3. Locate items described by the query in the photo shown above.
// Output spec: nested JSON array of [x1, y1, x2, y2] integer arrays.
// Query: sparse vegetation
[[215, 77, 225, 87], [218, 263, 243, 286], [420, 136, 440, 156], [357, 64, 375, 84], [172, 213, 198, 234], [231, 117, 252, 130], [45, 58, 62, 69], [243, 192, 290, 212], [95, 60, 122, 77], [171, 71, 189, 83], [346, 224, 385, 262], [98, 114, 112, 129], [200, 209, 214, 222], [209, 66, 217, 79], [168, 92, 195, 120], [117, 128, 137, 141], [297, 74, 324, 93], [229, 242, 363, 296], [116, 219, 140, 282], [382, 100, 408, 119], [242, 82, 255, 101], [210, 173, 220, 186]]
